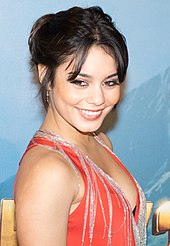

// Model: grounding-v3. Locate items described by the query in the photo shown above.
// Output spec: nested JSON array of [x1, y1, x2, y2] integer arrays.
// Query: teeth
[[80, 109, 101, 116]]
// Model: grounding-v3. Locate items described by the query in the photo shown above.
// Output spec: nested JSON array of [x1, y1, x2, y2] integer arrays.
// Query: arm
[[14, 151, 77, 246]]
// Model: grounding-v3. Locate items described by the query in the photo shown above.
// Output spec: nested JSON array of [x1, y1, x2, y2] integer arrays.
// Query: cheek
[[106, 87, 120, 104], [115, 88, 121, 102], [53, 86, 82, 104]]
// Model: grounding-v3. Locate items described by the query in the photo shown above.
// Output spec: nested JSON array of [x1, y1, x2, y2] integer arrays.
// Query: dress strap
[[31, 136, 81, 201]]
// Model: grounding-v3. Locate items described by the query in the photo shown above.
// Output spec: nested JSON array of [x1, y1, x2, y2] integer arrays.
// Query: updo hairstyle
[[29, 6, 128, 110]]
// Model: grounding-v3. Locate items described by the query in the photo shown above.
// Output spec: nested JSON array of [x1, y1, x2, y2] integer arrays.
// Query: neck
[[40, 107, 94, 148]]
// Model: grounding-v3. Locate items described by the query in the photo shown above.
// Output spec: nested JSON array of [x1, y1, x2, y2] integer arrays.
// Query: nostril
[[86, 88, 105, 106]]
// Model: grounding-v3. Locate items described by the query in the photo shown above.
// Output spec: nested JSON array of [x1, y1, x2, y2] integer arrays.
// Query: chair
[[152, 201, 170, 246], [0, 199, 18, 246]]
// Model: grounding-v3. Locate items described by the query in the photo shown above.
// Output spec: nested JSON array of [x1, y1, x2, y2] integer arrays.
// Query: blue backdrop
[[0, 1, 170, 245]]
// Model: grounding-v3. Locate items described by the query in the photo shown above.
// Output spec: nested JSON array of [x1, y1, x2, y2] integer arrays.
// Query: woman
[[14, 6, 146, 246]]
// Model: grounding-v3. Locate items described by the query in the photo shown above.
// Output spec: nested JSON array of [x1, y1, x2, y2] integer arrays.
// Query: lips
[[78, 108, 102, 120]]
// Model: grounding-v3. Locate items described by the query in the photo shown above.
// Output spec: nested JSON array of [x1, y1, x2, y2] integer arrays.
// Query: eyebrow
[[104, 73, 118, 79], [68, 72, 118, 79]]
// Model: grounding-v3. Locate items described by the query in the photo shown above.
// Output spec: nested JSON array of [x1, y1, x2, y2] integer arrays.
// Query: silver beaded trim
[[33, 130, 146, 245]]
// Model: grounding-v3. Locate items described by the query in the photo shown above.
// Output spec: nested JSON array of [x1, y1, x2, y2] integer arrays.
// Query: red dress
[[15, 130, 146, 246]]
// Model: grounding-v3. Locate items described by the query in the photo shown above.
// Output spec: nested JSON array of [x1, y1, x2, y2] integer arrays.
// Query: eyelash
[[70, 79, 120, 87], [103, 80, 120, 87], [70, 80, 87, 87]]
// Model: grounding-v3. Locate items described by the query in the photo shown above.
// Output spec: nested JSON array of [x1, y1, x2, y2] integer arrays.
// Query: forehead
[[66, 46, 117, 73], [83, 45, 116, 65], [76, 46, 117, 76]]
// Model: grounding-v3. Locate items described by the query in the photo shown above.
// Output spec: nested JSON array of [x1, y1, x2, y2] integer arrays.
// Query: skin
[[14, 46, 137, 245]]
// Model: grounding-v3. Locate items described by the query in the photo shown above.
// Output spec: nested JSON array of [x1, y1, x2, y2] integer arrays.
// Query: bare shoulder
[[15, 146, 76, 200], [14, 147, 77, 245], [97, 132, 113, 150]]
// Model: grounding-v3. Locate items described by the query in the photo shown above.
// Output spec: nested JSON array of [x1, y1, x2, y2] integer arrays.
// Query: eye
[[103, 80, 120, 87], [70, 80, 88, 87]]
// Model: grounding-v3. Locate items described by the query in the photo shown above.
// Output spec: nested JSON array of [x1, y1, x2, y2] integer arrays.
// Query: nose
[[86, 85, 105, 106]]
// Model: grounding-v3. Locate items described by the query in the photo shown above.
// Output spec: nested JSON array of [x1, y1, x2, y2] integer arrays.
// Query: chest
[[85, 143, 138, 211], [69, 146, 139, 245]]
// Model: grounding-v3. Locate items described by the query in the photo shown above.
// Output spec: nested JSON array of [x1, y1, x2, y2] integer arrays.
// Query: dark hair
[[29, 6, 128, 110]]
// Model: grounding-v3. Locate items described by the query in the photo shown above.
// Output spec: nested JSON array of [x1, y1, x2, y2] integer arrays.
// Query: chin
[[75, 122, 104, 133]]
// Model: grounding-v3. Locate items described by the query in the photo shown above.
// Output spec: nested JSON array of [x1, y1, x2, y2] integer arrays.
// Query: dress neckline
[[35, 129, 138, 213], [32, 128, 146, 245]]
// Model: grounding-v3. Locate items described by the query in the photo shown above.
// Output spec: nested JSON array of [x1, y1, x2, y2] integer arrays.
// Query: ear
[[37, 64, 47, 84]]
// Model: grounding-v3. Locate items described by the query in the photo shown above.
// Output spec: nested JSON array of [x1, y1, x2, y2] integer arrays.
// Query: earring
[[46, 90, 50, 103]]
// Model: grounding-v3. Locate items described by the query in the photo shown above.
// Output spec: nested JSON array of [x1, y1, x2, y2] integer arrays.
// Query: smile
[[78, 108, 102, 120]]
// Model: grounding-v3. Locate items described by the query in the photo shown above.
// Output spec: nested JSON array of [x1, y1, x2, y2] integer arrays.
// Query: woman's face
[[49, 46, 120, 133]]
